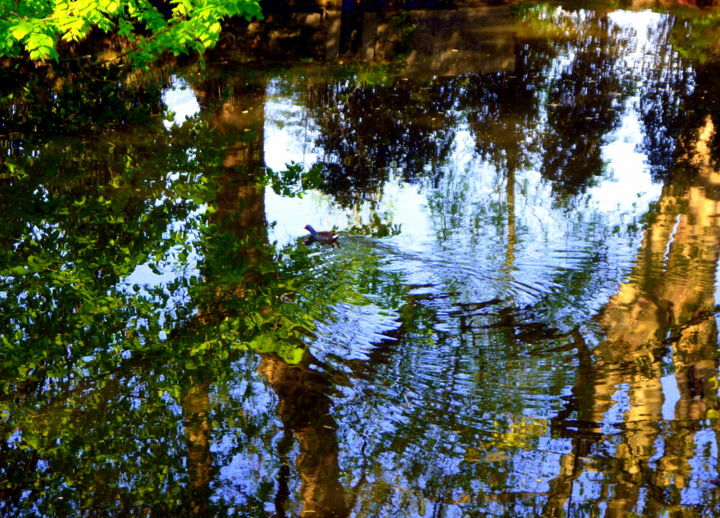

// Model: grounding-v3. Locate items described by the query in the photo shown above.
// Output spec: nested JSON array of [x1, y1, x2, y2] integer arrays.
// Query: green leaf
[[27, 32, 55, 51], [10, 22, 34, 41]]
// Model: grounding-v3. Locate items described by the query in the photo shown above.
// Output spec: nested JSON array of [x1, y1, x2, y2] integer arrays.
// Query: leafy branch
[[0, 0, 264, 65]]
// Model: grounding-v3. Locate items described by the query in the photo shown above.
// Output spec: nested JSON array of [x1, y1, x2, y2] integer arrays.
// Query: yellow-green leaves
[[172, 0, 193, 17], [27, 31, 58, 60], [10, 22, 34, 41], [0, 0, 264, 65], [59, 17, 88, 42], [6, 18, 58, 60]]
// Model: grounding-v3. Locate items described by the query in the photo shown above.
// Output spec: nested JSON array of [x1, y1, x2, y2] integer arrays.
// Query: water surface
[[2, 4, 720, 516]]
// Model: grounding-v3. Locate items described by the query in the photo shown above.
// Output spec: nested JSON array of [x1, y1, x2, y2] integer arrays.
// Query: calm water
[[3, 4, 720, 516]]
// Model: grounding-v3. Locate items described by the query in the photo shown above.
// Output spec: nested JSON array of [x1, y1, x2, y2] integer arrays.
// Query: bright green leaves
[[0, 0, 264, 65], [59, 18, 88, 42], [10, 21, 34, 41], [248, 333, 304, 364], [264, 162, 324, 198], [172, 0, 194, 17], [5, 17, 59, 61], [125, 0, 264, 64], [132, 0, 262, 62], [26, 31, 58, 60]]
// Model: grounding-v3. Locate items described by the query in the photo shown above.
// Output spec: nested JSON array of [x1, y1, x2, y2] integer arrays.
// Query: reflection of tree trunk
[[601, 117, 720, 354], [504, 166, 516, 274], [208, 78, 269, 254], [544, 331, 599, 514], [600, 116, 720, 513], [179, 73, 270, 513], [201, 75, 347, 516], [500, 166, 519, 348], [182, 380, 212, 515], [259, 353, 349, 518], [547, 116, 720, 514]]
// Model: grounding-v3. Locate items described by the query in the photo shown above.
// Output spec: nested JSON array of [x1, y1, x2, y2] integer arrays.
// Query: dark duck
[[304, 225, 340, 247]]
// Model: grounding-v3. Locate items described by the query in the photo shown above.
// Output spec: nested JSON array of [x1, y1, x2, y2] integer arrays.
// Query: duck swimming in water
[[304, 225, 340, 247]]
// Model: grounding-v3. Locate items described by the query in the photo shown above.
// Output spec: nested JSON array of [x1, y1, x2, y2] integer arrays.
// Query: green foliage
[[0, 65, 398, 512], [263, 161, 323, 197], [670, 12, 720, 64], [0, 0, 263, 65]]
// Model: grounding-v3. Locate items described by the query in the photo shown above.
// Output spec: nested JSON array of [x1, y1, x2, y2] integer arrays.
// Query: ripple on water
[[312, 302, 400, 363], [303, 217, 644, 456]]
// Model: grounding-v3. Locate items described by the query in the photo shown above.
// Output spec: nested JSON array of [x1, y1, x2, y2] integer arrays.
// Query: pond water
[[3, 4, 720, 516]]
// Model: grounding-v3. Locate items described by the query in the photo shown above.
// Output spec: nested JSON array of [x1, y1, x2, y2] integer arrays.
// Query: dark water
[[3, 4, 720, 516]]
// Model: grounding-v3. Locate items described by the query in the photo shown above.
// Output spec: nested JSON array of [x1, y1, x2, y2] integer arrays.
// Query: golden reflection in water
[[548, 116, 720, 515]]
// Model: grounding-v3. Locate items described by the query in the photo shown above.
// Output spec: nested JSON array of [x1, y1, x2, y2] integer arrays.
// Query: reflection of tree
[[599, 117, 720, 515], [0, 63, 349, 514], [464, 68, 540, 176], [0, 66, 204, 515], [637, 15, 720, 189], [179, 71, 271, 514], [636, 15, 692, 183], [545, 115, 720, 516], [667, 10, 720, 72], [0, 64, 167, 139], [0, 65, 177, 281], [259, 353, 349, 517], [304, 7, 640, 213], [186, 68, 428, 518], [462, 46, 544, 286], [673, 62, 720, 184], [538, 10, 632, 200], [182, 377, 213, 514], [0, 56, 412, 513], [305, 74, 458, 208], [5, 9, 720, 516]]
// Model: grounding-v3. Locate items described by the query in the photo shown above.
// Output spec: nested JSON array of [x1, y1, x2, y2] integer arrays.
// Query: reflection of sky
[[125, 77, 202, 290], [661, 373, 681, 421], [162, 76, 201, 129], [594, 102, 660, 213], [161, 70, 661, 252]]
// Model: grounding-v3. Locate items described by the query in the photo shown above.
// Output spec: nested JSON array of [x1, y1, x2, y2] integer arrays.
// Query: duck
[[304, 225, 340, 247]]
